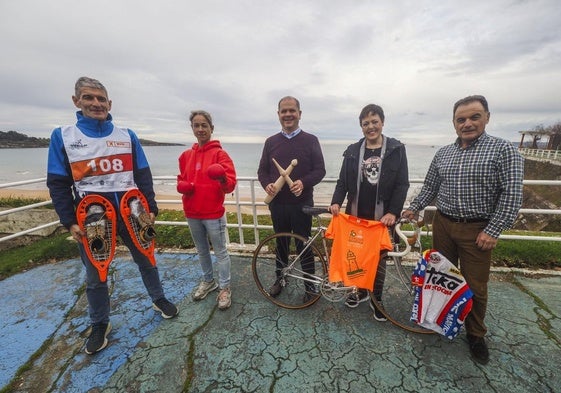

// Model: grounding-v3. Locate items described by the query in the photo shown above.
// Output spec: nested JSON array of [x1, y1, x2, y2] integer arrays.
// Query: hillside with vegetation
[[0, 131, 50, 148], [0, 130, 183, 148]]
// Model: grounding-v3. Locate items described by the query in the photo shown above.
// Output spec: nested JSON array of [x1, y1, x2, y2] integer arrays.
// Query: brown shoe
[[467, 334, 489, 364]]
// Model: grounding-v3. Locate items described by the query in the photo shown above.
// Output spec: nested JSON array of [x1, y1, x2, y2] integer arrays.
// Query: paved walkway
[[1, 252, 560, 392]]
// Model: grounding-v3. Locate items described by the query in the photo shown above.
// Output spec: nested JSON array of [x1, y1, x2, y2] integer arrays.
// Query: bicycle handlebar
[[389, 218, 421, 258]]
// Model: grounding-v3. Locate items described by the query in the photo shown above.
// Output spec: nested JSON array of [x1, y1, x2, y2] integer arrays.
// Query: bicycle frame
[[277, 227, 327, 287], [276, 208, 421, 303], [251, 206, 426, 316]]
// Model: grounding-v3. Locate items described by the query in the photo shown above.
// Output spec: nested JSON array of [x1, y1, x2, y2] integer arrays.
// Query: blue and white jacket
[[47, 111, 157, 229]]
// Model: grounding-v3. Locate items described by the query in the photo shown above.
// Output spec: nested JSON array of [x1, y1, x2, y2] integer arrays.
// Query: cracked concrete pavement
[[1, 252, 561, 392]]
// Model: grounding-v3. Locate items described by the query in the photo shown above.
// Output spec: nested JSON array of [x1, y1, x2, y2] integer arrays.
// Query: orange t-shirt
[[325, 213, 393, 291]]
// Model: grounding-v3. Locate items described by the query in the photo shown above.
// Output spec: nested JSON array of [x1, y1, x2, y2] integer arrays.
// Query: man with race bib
[[47, 76, 178, 355]]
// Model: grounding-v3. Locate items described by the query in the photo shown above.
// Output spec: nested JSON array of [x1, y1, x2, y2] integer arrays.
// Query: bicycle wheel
[[371, 256, 435, 334], [252, 232, 327, 309]]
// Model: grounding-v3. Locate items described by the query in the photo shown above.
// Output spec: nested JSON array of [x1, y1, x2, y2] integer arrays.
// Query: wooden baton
[[264, 159, 298, 204]]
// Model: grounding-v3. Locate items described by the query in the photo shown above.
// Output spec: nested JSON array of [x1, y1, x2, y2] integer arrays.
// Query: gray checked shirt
[[408, 132, 524, 238]]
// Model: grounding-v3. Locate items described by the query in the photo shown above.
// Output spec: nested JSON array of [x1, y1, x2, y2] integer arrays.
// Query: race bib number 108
[[71, 154, 133, 181]]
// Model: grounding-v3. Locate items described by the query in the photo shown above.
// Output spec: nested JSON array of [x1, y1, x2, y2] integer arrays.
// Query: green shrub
[[493, 238, 561, 270], [155, 210, 275, 248], [0, 196, 48, 207], [1, 206, 560, 281]]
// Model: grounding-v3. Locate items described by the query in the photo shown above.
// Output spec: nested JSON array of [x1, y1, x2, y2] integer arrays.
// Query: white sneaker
[[217, 287, 232, 310], [193, 279, 218, 300], [344, 290, 369, 308]]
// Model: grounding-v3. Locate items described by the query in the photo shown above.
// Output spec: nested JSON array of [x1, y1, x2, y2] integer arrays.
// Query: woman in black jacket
[[329, 103, 409, 320]]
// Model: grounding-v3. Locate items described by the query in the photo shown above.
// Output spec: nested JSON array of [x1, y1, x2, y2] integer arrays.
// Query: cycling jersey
[[411, 249, 473, 339]]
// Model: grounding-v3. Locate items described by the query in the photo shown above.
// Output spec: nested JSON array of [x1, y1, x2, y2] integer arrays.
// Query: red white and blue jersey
[[411, 249, 473, 339]]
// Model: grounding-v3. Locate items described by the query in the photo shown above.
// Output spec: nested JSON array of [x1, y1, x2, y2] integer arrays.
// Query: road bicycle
[[251, 206, 435, 334]]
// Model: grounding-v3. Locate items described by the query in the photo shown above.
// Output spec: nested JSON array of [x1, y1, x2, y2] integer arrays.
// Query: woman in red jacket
[[177, 110, 237, 309]]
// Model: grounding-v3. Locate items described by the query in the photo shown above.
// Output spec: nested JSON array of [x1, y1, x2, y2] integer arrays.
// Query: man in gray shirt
[[403, 95, 524, 364]]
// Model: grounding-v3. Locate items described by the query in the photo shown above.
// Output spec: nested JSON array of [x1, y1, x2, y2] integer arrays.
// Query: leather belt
[[438, 210, 489, 224]]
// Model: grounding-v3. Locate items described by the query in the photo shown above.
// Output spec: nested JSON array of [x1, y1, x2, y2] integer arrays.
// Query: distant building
[[519, 127, 561, 150]]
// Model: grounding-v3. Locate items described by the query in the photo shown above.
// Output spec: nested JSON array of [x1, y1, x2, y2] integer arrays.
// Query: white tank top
[[61, 125, 136, 193]]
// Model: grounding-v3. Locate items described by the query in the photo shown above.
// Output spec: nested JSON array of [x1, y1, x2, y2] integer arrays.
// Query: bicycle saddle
[[302, 206, 330, 216]]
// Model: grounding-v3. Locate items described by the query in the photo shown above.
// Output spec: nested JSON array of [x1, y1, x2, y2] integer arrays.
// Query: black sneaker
[[303, 284, 319, 303], [344, 289, 369, 308], [467, 334, 489, 364], [153, 298, 178, 319], [85, 322, 112, 355], [369, 298, 388, 321]]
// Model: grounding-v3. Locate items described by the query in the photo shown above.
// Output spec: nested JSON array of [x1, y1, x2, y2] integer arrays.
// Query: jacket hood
[[191, 139, 223, 152]]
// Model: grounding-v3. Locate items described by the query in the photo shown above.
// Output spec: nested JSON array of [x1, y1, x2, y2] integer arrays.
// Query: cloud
[[0, 0, 560, 146]]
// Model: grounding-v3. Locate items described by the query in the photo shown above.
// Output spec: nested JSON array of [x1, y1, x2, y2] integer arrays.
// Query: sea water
[[0, 143, 439, 200]]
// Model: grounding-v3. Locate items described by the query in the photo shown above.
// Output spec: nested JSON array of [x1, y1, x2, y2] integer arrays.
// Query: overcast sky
[[1, 0, 560, 146]]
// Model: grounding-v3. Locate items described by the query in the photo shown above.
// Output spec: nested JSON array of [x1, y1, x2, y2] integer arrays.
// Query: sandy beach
[[0, 188, 270, 215], [0, 189, 183, 210], [0, 188, 51, 201]]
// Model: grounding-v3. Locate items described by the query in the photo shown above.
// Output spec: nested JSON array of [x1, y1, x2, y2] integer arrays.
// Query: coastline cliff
[[516, 157, 561, 232]]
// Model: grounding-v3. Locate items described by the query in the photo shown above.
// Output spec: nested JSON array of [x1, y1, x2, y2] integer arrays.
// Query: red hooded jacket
[[177, 140, 237, 219]]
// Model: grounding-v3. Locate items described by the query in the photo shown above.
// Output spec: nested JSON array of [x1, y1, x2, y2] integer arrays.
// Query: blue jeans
[[80, 219, 165, 325], [187, 216, 231, 289]]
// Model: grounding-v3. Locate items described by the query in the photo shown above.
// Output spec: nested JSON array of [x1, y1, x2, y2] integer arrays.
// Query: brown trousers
[[432, 212, 493, 338]]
